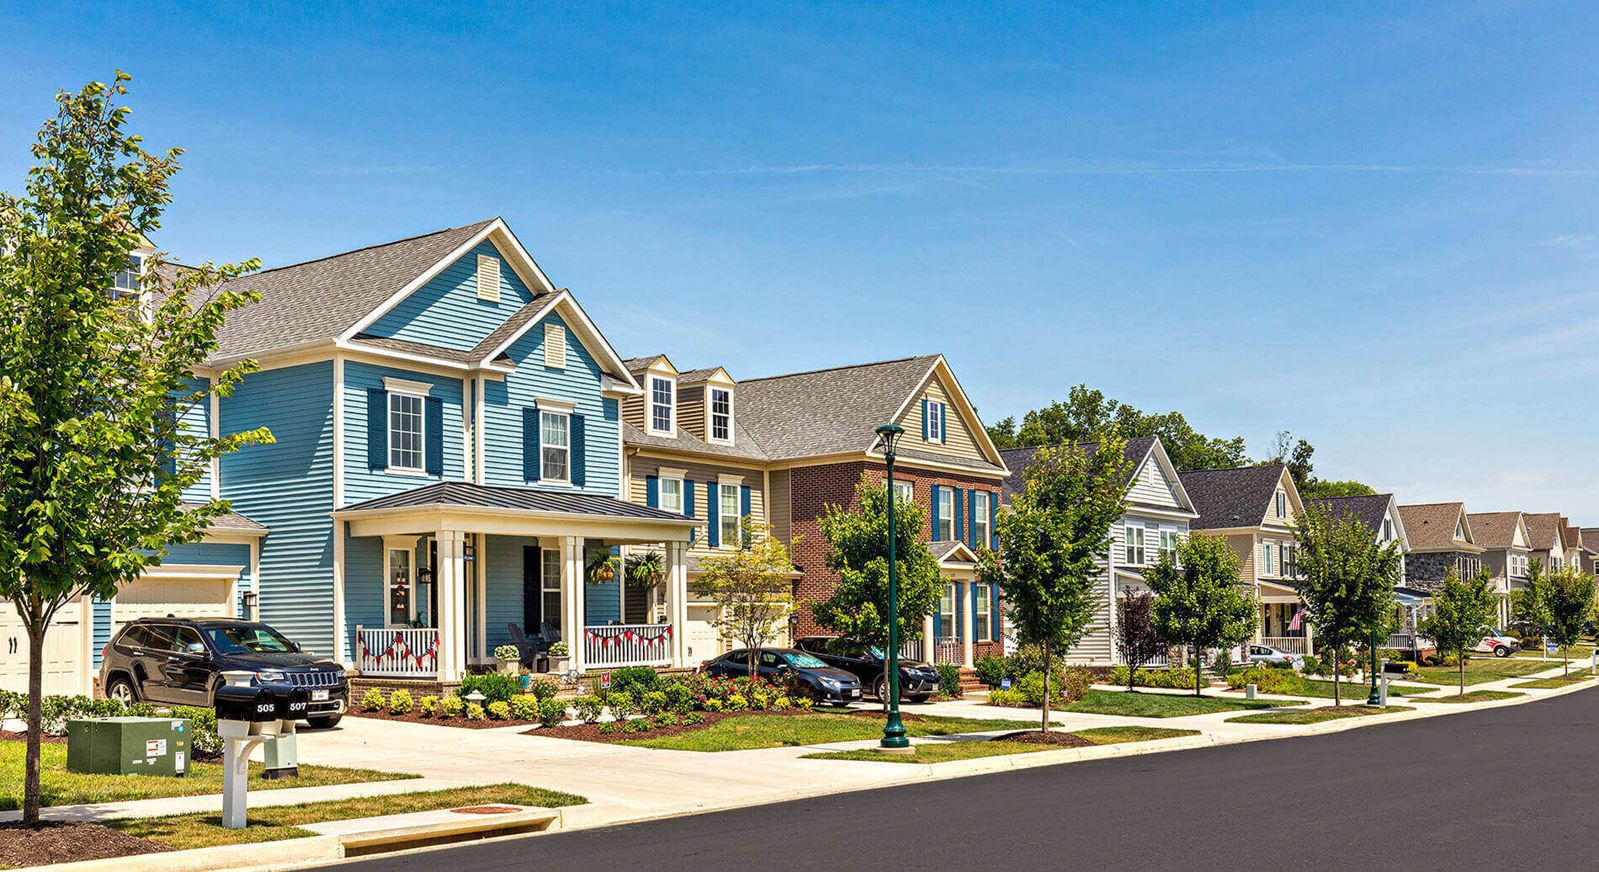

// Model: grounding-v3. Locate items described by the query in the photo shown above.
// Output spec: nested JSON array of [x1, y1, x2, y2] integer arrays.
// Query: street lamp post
[[1366, 626, 1382, 706], [875, 423, 910, 752]]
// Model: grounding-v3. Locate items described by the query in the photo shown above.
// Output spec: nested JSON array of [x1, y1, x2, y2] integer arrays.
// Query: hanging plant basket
[[586, 550, 620, 585], [625, 551, 665, 590]]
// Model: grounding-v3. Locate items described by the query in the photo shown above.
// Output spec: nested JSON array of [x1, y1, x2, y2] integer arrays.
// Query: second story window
[[660, 477, 683, 514], [927, 401, 945, 443], [388, 392, 424, 472], [1382, 517, 1394, 542], [1275, 491, 1287, 519], [719, 483, 740, 547], [1124, 525, 1145, 565], [936, 487, 954, 541], [650, 377, 674, 434], [110, 254, 143, 299], [541, 411, 570, 482], [1261, 542, 1276, 576], [1282, 543, 1297, 578], [974, 492, 990, 545], [709, 388, 732, 443], [1160, 530, 1179, 564], [893, 480, 914, 506]]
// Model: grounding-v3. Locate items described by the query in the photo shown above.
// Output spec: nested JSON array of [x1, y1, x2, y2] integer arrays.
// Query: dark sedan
[[793, 636, 941, 702], [700, 648, 863, 704]]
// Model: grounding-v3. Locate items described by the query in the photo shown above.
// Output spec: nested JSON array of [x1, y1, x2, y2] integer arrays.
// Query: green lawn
[[802, 726, 1198, 764], [1511, 675, 1597, 689], [107, 784, 587, 851], [1408, 659, 1549, 686], [1233, 674, 1435, 700], [619, 713, 1037, 752], [1060, 690, 1302, 719], [1226, 705, 1413, 725], [0, 740, 415, 811], [1410, 689, 1526, 704], [1513, 644, 1594, 660]]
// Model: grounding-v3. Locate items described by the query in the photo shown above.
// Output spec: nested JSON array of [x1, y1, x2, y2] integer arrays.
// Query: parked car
[[792, 636, 941, 702], [1505, 620, 1542, 643], [1247, 643, 1305, 670], [100, 618, 349, 728], [699, 647, 863, 704], [1472, 628, 1520, 658]]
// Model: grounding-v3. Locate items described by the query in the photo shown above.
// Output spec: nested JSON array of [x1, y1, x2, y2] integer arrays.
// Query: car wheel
[[105, 676, 137, 705], [872, 676, 889, 701], [1495, 646, 1511, 658], [305, 715, 342, 730]]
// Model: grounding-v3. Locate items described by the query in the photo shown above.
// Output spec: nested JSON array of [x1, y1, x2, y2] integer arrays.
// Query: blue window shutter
[[967, 489, 977, 548], [954, 584, 963, 639], [929, 487, 942, 541], [571, 414, 586, 487], [367, 388, 388, 471], [921, 399, 929, 440], [646, 475, 659, 508], [424, 397, 444, 476], [954, 489, 964, 543], [707, 484, 720, 548], [522, 407, 540, 481], [685, 480, 697, 542], [990, 491, 1000, 551], [740, 484, 751, 519], [990, 583, 1002, 639], [940, 404, 948, 443]]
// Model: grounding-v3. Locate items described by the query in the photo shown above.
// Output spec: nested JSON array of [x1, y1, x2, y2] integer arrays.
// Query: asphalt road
[[320, 687, 1599, 871]]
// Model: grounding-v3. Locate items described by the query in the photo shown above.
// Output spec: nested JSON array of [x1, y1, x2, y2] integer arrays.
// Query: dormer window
[[1455, 518, 1465, 541], [1382, 517, 1394, 542], [709, 387, 732, 443], [110, 254, 143, 299], [926, 401, 945, 443], [649, 376, 674, 435]]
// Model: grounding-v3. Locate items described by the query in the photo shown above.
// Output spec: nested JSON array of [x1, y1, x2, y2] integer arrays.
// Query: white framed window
[[936, 487, 954, 541], [1382, 517, 1395, 542], [1275, 490, 1287, 519], [1282, 543, 1297, 578], [384, 540, 416, 627], [938, 583, 956, 638], [1261, 542, 1276, 576], [892, 480, 914, 507], [1124, 525, 1145, 565], [110, 254, 143, 299], [649, 377, 674, 435], [540, 548, 562, 623], [974, 492, 991, 545], [540, 410, 570, 482], [974, 583, 992, 642], [719, 483, 741, 547], [660, 477, 684, 514], [1160, 530, 1179, 564], [543, 323, 566, 369], [927, 401, 945, 443], [709, 387, 732, 443], [388, 392, 425, 472], [1455, 518, 1465, 541], [476, 253, 500, 301]]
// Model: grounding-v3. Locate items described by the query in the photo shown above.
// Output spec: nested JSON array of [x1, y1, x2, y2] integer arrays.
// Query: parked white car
[[1248, 644, 1305, 670]]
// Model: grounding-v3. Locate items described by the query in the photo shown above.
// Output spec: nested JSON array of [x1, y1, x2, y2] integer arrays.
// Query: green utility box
[[66, 717, 191, 777]]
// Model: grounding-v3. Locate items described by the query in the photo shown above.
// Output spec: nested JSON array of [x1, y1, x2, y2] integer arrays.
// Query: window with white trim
[[927, 401, 945, 442], [892, 480, 914, 507], [386, 547, 412, 626], [1275, 490, 1287, 519], [110, 254, 143, 299], [974, 583, 992, 642], [973, 492, 991, 545], [1282, 543, 1297, 578], [660, 477, 683, 514], [649, 377, 674, 434], [719, 483, 741, 547], [709, 387, 732, 443], [540, 549, 562, 623], [938, 584, 956, 638], [1382, 517, 1394, 542], [936, 487, 954, 541], [540, 410, 570, 482], [388, 392, 425, 471], [1455, 518, 1465, 541], [1261, 542, 1276, 576], [1159, 530, 1179, 564], [1124, 525, 1145, 565]]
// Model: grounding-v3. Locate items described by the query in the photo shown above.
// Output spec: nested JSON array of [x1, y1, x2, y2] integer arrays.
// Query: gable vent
[[544, 323, 567, 369], [476, 254, 501, 301]]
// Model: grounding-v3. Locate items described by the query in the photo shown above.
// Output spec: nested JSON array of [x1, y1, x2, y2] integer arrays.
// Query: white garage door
[[684, 605, 724, 666], [0, 599, 88, 696], [113, 575, 233, 633]]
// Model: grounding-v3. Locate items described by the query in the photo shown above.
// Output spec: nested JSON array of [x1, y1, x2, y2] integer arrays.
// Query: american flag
[[1287, 608, 1305, 632]]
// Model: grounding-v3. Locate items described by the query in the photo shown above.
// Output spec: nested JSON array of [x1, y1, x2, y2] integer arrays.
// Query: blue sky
[[3, 2, 1597, 522]]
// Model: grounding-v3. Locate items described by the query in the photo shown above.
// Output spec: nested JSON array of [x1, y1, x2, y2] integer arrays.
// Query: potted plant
[[547, 641, 570, 673], [494, 644, 520, 675], [625, 551, 664, 590], [586, 549, 620, 585]]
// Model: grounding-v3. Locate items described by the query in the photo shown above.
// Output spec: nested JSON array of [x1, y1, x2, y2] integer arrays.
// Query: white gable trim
[[471, 290, 642, 394], [881, 356, 1009, 470], [1384, 495, 1412, 551], [1142, 439, 1200, 519]]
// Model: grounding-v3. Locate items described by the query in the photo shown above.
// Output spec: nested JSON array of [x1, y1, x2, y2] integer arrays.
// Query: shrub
[[684, 711, 707, 725], [621, 717, 650, 733], [524, 677, 559, 700], [439, 695, 464, 718], [987, 687, 1027, 707], [598, 722, 616, 735], [388, 689, 414, 715], [1059, 666, 1094, 703], [0, 690, 23, 719], [773, 695, 792, 709], [419, 695, 439, 718], [703, 697, 724, 713], [538, 697, 567, 727], [662, 682, 694, 714], [509, 694, 542, 721], [360, 688, 386, 712], [170, 706, 222, 758], [974, 656, 1007, 688], [608, 666, 660, 697], [487, 701, 511, 720], [655, 712, 680, 727], [725, 694, 749, 712], [465, 703, 487, 721], [458, 672, 518, 704], [935, 663, 964, 698], [793, 696, 813, 712], [606, 691, 636, 720], [574, 695, 604, 723], [40, 695, 91, 734], [640, 690, 668, 716], [1014, 667, 1094, 707], [750, 690, 771, 710]]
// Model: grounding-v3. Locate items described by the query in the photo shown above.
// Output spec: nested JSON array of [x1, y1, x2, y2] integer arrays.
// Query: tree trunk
[[1193, 644, 1201, 697], [1563, 646, 1569, 677], [1458, 654, 1465, 697], [1041, 638, 1052, 734], [24, 623, 43, 824], [1333, 653, 1341, 707], [881, 656, 891, 714]]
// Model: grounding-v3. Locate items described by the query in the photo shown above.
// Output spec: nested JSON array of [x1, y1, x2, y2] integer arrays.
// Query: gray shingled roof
[[1310, 494, 1396, 538], [213, 219, 497, 360], [338, 481, 690, 522], [622, 422, 770, 461], [473, 295, 557, 360], [181, 502, 267, 533], [347, 334, 481, 364], [1179, 464, 1287, 530], [998, 437, 1157, 505]]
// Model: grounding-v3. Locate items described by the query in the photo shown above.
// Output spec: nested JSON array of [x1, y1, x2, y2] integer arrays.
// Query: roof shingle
[[1309, 494, 1396, 538], [339, 481, 690, 523], [1179, 464, 1288, 531]]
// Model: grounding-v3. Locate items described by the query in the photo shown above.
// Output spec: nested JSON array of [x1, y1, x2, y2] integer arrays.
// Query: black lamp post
[[875, 423, 910, 752], [1366, 626, 1382, 706]]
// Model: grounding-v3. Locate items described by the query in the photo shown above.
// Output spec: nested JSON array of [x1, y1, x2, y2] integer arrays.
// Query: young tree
[[0, 74, 269, 823], [1147, 532, 1257, 697], [691, 521, 795, 677], [812, 475, 942, 707], [1510, 558, 1549, 653], [1420, 567, 1500, 696], [1289, 506, 1404, 705], [1115, 592, 1165, 691], [977, 436, 1132, 732], [1541, 566, 1596, 677]]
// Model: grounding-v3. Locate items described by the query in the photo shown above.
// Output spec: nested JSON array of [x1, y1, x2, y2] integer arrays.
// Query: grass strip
[[1226, 705, 1413, 724], [1061, 689, 1301, 719], [620, 713, 1036, 752]]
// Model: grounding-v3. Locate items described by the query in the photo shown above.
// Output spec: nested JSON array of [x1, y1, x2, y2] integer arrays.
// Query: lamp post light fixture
[[875, 422, 911, 753], [1366, 626, 1382, 706]]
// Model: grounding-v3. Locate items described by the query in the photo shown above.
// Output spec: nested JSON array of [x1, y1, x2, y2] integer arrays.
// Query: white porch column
[[665, 541, 689, 667], [474, 534, 487, 664], [922, 614, 935, 659], [962, 581, 976, 668], [561, 536, 586, 672], [435, 530, 468, 683]]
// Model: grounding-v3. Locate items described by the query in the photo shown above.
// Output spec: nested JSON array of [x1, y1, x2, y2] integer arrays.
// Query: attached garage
[[0, 599, 93, 696], [684, 605, 724, 665], [111, 566, 239, 633]]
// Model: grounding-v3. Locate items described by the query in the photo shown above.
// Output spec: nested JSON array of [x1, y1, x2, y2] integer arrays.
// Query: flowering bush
[[361, 688, 386, 712], [388, 689, 414, 715], [487, 701, 511, 720], [419, 695, 439, 717], [439, 695, 464, 718]]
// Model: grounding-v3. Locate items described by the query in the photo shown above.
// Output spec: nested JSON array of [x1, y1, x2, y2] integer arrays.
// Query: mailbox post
[[215, 671, 307, 828]]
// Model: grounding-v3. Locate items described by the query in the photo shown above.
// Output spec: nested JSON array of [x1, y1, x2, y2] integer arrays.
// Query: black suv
[[793, 636, 941, 702], [100, 618, 349, 729]]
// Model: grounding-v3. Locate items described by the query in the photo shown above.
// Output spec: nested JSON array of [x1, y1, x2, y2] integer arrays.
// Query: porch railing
[[584, 624, 673, 668], [932, 636, 963, 665], [355, 626, 440, 677], [1387, 632, 1435, 651], [900, 637, 925, 662], [1262, 635, 1311, 656]]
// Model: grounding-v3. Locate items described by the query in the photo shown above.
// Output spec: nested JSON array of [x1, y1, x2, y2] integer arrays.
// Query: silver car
[[1248, 644, 1305, 670]]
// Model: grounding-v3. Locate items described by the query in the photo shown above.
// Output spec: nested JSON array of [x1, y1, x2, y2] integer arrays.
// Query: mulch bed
[[348, 709, 542, 730], [991, 730, 1094, 748], [0, 821, 170, 867], [0, 731, 66, 745]]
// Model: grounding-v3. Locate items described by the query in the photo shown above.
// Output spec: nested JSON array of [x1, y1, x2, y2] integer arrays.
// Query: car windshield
[[204, 625, 295, 654], [782, 652, 828, 669]]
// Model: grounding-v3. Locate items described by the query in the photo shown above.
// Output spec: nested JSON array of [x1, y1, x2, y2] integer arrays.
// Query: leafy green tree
[[1298, 479, 1377, 499], [0, 74, 270, 823], [1420, 567, 1500, 696], [986, 385, 1248, 470], [691, 522, 795, 677], [1541, 566, 1596, 676], [1147, 532, 1258, 697], [978, 436, 1133, 731], [1509, 557, 1549, 650], [1289, 505, 1404, 705], [812, 475, 941, 706]]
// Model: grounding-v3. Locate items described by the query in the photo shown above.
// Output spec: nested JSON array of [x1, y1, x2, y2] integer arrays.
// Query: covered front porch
[[1258, 580, 1313, 656], [900, 542, 1000, 667], [335, 482, 697, 682]]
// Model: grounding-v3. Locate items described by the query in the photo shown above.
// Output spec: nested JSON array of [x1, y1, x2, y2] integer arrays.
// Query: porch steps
[[956, 667, 985, 695]]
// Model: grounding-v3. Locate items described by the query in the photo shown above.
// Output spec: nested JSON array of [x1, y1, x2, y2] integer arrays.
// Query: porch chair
[[506, 622, 544, 672]]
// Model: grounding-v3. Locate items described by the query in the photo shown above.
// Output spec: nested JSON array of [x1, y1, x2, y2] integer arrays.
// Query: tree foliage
[[1509, 558, 1549, 634], [979, 435, 1133, 730], [1298, 479, 1377, 499], [1420, 567, 1499, 695], [1146, 532, 1257, 696], [1541, 566, 1596, 676], [1114, 592, 1165, 690], [0, 73, 270, 823], [986, 385, 1247, 471], [690, 521, 795, 677], [1289, 505, 1403, 704]]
